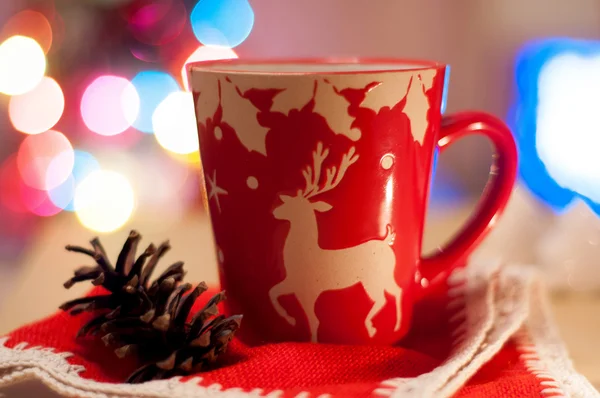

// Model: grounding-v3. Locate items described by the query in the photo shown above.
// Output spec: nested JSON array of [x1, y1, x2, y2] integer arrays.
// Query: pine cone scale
[[90, 237, 114, 270], [140, 241, 170, 287], [128, 244, 155, 280], [115, 230, 141, 275]]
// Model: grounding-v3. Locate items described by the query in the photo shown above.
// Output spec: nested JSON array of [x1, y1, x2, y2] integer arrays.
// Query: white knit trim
[[515, 279, 600, 398], [0, 337, 314, 398], [1, 264, 597, 398], [376, 262, 545, 398], [515, 330, 568, 397], [446, 267, 468, 348]]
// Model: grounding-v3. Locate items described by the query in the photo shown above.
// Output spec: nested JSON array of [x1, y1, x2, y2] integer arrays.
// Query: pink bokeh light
[[0, 155, 28, 214], [128, 0, 187, 46], [17, 130, 75, 191], [80, 75, 140, 136], [21, 182, 63, 217], [0, 154, 62, 217]]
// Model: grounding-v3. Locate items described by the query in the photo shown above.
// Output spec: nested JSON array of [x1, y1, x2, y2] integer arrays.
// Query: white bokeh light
[[0, 35, 46, 96], [9, 77, 64, 134], [536, 53, 600, 203], [152, 91, 199, 155], [74, 170, 135, 233]]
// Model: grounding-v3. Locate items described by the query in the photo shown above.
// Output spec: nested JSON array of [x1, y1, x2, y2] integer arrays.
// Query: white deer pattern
[[270, 142, 402, 342]]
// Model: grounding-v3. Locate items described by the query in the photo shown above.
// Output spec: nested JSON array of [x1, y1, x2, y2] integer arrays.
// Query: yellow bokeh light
[[0, 35, 46, 96], [170, 151, 201, 165], [165, 150, 201, 167], [152, 91, 199, 155], [74, 170, 135, 233]]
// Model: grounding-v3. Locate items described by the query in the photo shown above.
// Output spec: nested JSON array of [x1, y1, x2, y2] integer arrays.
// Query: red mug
[[189, 59, 517, 345]]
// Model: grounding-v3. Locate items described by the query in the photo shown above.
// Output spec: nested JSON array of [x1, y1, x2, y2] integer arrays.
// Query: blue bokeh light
[[48, 150, 101, 212], [131, 71, 180, 134], [508, 37, 600, 215], [190, 0, 254, 48], [441, 65, 451, 114], [428, 67, 460, 207]]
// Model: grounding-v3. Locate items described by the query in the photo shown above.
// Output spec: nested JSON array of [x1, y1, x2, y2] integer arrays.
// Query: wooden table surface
[[1, 206, 599, 389]]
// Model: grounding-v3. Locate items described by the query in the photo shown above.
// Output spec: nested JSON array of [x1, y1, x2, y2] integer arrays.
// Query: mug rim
[[187, 57, 446, 76]]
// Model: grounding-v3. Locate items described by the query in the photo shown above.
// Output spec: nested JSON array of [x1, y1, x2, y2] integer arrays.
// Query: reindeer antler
[[303, 142, 359, 199], [302, 142, 329, 197]]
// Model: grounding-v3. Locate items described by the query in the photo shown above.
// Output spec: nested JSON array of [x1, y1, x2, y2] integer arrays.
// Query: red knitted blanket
[[0, 263, 596, 397]]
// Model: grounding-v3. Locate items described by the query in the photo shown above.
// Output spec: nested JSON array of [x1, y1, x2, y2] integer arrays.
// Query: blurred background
[[2, 0, 600, 332]]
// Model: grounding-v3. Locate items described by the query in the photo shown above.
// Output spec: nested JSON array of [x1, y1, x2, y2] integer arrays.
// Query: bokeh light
[[48, 175, 75, 212], [17, 130, 74, 190], [0, 155, 28, 213], [152, 91, 199, 154], [0, 154, 63, 217], [127, 0, 187, 46], [0, 35, 46, 96], [537, 53, 600, 204], [441, 66, 450, 114], [81, 75, 140, 136], [181, 45, 237, 90], [167, 151, 201, 166], [9, 77, 64, 134], [71, 151, 101, 183], [190, 0, 254, 48], [74, 170, 135, 233], [512, 38, 600, 216], [21, 183, 63, 217], [131, 70, 180, 133], [1, 10, 53, 54], [48, 150, 101, 211]]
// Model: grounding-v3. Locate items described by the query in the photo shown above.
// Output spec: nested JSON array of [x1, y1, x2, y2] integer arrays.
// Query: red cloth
[[0, 282, 549, 397]]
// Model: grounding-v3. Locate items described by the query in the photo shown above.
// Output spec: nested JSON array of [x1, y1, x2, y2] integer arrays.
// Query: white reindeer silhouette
[[270, 142, 402, 342]]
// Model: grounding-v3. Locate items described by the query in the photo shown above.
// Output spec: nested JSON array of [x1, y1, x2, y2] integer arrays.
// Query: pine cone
[[104, 284, 242, 383], [60, 231, 242, 383], [60, 230, 182, 336]]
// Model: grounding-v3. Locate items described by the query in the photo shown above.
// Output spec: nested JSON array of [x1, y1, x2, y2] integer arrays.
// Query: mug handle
[[418, 111, 518, 292]]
